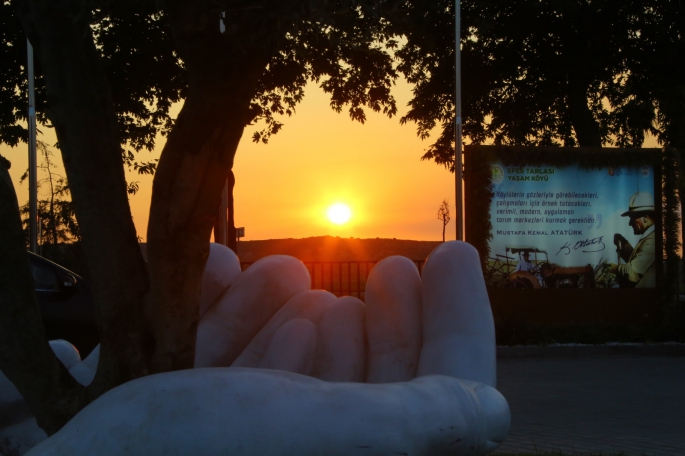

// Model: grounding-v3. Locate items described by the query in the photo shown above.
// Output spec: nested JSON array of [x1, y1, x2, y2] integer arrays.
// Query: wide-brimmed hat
[[621, 192, 654, 216]]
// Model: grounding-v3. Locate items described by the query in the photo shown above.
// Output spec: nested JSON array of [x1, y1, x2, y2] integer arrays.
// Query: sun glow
[[327, 203, 352, 225]]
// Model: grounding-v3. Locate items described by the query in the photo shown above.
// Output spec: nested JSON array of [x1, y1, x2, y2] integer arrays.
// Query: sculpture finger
[[313, 296, 366, 382], [199, 243, 242, 318], [1, 340, 92, 419], [364, 256, 422, 383], [67, 344, 99, 387], [47, 340, 81, 371], [418, 241, 496, 387], [195, 256, 310, 368], [0, 341, 98, 454], [24, 369, 509, 456], [258, 319, 317, 376], [232, 290, 336, 368]]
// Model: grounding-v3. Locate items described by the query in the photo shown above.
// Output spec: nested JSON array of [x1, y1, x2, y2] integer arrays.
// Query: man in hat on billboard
[[607, 192, 656, 288], [513, 251, 533, 273]]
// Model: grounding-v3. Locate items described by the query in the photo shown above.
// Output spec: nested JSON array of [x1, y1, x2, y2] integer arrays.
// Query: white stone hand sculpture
[[24, 241, 509, 456]]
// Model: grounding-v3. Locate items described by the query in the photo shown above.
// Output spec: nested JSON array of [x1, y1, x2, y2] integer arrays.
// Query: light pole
[[28, 39, 38, 253], [454, 0, 464, 241]]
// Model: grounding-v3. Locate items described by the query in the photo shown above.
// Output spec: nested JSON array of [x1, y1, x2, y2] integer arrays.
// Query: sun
[[327, 203, 352, 225]]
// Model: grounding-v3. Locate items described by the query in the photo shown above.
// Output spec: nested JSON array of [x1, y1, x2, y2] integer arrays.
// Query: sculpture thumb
[[419, 241, 497, 387], [25, 368, 509, 456]]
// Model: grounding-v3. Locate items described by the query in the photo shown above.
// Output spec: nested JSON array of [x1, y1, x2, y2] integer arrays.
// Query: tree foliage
[[389, 0, 685, 169], [248, 1, 400, 143], [0, 1, 185, 158], [0, 1, 47, 146]]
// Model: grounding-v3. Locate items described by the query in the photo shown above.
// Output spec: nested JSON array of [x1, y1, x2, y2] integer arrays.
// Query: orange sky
[[3, 79, 460, 242], [3, 78, 662, 243]]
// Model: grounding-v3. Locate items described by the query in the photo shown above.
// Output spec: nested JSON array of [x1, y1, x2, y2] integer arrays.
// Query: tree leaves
[[391, 0, 684, 169], [248, 1, 399, 143]]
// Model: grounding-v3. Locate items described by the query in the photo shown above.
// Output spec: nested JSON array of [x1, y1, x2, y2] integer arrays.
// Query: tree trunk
[[227, 171, 238, 253], [668, 123, 685, 311], [145, 2, 271, 373], [567, 79, 603, 147], [0, 157, 85, 435], [14, 0, 151, 415], [213, 171, 238, 253], [44, 150, 58, 245], [649, 79, 685, 302], [662, 98, 685, 295]]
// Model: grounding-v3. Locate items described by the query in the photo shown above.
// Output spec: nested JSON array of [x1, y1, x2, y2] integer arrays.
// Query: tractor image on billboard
[[485, 246, 595, 289]]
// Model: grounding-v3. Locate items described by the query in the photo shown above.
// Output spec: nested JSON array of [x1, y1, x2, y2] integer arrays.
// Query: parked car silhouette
[[28, 252, 98, 356]]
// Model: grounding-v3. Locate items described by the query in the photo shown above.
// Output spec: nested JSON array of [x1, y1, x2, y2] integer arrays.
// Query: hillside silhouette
[[236, 236, 442, 263]]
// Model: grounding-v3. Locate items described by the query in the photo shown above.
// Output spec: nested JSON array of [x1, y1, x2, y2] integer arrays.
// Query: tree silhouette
[[437, 199, 450, 243], [389, 0, 683, 169], [19, 142, 79, 247], [1, 0, 401, 434]]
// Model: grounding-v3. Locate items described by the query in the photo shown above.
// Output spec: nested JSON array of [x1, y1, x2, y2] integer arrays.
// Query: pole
[[454, 0, 464, 240], [28, 39, 38, 253]]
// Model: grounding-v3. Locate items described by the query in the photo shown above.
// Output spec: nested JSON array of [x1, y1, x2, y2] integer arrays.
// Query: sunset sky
[[3, 78, 460, 242]]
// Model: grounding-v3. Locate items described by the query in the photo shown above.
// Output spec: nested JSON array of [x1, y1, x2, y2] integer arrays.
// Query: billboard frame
[[464, 145, 666, 325]]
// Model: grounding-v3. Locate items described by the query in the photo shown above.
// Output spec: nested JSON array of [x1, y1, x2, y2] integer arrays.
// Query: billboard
[[483, 159, 658, 289]]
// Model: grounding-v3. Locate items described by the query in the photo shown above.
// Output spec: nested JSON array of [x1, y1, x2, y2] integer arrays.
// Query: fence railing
[[240, 260, 426, 301]]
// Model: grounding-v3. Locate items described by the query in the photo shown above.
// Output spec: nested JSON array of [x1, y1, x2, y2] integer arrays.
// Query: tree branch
[[567, 78, 603, 147]]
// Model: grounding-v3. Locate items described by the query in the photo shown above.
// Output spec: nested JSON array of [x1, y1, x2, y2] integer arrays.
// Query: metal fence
[[240, 260, 425, 301]]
